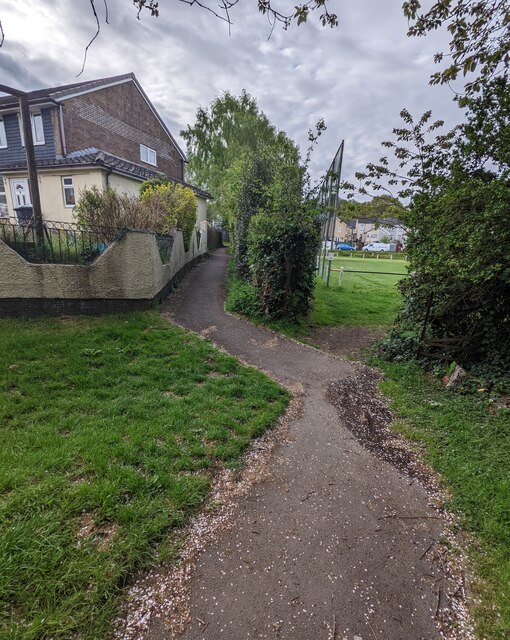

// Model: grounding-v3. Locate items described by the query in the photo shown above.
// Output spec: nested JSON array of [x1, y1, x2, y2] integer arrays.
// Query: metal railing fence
[[0, 217, 121, 265]]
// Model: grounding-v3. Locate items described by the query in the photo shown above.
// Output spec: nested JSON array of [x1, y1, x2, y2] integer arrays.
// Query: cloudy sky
[[0, 0, 463, 186]]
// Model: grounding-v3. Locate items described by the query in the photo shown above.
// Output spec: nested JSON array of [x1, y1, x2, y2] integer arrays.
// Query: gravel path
[[151, 249, 458, 640]]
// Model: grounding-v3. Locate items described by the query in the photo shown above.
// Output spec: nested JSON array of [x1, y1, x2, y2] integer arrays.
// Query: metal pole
[[0, 84, 44, 242], [19, 95, 44, 241], [318, 140, 345, 280], [339, 267, 344, 287], [326, 255, 332, 287]]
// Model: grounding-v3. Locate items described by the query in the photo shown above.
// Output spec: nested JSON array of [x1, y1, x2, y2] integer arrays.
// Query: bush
[[247, 207, 320, 319], [75, 183, 198, 251], [74, 187, 152, 229], [225, 261, 261, 318], [140, 182, 197, 250], [398, 174, 510, 382], [232, 153, 274, 280], [350, 80, 510, 385]]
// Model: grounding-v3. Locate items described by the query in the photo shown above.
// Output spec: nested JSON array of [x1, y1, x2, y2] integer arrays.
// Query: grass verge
[[0, 312, 288, 639], [225, 255, 404, 338], [377, 360, 510, 640]]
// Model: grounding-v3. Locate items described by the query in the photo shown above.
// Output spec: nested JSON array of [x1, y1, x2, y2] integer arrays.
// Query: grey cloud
[[1, 0, 462, 188]]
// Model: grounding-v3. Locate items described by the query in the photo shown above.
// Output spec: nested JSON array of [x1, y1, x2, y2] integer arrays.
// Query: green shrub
[[348, 79, 510, 385], [140, 182, 197, 250], [74, 187, 151, 229], [139, 176, 172, 195], [225, 270, 260, 318], [232, 153, 274, 280], [75, 184, 197, 251], [247, 207, 320, 319]]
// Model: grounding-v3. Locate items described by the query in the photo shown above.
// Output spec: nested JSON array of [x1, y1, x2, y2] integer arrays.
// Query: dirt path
[[153, 249, 457, 640]]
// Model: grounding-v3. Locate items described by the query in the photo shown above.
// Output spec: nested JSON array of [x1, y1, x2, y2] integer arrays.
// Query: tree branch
[[77, 0, 102, 77]]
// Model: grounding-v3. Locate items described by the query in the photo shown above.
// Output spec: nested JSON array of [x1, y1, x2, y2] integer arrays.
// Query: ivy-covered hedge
[[233, 153, 273, 280], [248, 208, 320, 319]]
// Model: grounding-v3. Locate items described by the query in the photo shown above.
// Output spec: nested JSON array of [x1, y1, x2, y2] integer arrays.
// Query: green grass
[[311, 256, 406, 327], [225, 256, 405, 339], [377, 360, 510, 640], [327, 249, 408, 260], [0, 312, 288, 639]]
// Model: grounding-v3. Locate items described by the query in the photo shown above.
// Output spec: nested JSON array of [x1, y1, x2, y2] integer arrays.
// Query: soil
[[307, 325, 385, 358], [327, 364, 438, 494]]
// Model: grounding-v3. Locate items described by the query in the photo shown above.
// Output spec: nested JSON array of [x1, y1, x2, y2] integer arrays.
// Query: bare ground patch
[[307, 325, 385, 358]]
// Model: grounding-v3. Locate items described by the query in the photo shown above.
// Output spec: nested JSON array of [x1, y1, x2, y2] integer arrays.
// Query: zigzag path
[[155, 248, 451, 640]]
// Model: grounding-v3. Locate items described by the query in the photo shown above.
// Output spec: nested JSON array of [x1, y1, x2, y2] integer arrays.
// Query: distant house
[[360, 218, 407, 247], [325, 216, 407, 249], [0, 73, 209, 225], [331, 217, 356, 244]]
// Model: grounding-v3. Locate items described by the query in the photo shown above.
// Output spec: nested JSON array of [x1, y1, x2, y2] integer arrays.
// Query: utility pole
[[0, 83, 44, 240]]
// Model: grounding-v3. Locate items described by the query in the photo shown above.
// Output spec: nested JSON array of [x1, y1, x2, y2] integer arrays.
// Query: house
[[331, 217, 356, 244], [326, 216, 408, 249], [0, 73, 209, 225], [360, 218, 407, 247]]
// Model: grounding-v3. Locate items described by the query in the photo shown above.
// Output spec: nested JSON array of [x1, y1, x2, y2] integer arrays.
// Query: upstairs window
[[62, 176, 75, 207], [19, 111, 45, 146], [0, 119, 6, 148], [32, 112, 45, 144], [140, 144, 157, 166]]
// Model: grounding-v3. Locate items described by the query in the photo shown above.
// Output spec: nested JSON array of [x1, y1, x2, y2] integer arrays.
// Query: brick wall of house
[[51, 108, 63, 157], [61, 81, 184, 181]]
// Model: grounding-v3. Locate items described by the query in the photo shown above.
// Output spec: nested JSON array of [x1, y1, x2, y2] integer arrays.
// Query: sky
[[0, 0, 464, 189]]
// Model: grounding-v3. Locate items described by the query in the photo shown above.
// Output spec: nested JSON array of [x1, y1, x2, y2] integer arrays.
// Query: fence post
[[326, 252, 333, 287], [338, 267, 344, 287]]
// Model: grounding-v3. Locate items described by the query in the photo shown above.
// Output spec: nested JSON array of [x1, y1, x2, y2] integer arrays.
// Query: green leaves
[[180, 91, 277, 224], [248, 207, 320, 319], [405, 0, 510, 94], [140, 181, 197, 250]]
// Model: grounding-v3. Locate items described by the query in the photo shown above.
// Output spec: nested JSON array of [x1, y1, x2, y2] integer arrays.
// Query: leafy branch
[[403, 0, 510, 93]]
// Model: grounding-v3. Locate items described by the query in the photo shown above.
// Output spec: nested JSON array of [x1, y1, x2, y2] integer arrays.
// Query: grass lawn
[[311, 256, 406, 327], [378, 360, 510, 640], [226, 255, 405, 338], [0, 312, 288, 639]]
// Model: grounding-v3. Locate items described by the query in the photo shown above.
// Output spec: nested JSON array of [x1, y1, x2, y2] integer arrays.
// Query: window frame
[[0, 119, 7, 149], [18, 111, 46, 146], [61, 176, 76, 208], [0, 176, 8, 217], [140, 144, 157, 167]]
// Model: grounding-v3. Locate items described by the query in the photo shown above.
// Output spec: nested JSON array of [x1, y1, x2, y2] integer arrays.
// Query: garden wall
[[0, 223, 208, 317]]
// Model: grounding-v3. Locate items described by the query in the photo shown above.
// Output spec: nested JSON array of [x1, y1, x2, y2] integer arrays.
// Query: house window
[[62, 176, 75, 207], [140, 144, 157, 166], [18, 111, 45, 146], [0, 177, 8, 217], [0, 119, 6, 148]]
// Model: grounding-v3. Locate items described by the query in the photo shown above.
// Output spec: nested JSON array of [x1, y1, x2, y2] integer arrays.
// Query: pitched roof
[[0, 74, 135, 108], [0, 148, 211, 199], [0, 73, 186, 161]]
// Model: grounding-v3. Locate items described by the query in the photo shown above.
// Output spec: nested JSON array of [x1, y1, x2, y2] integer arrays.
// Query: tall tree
[[181, 90, 278, 221], [345, 78, 510, 378]]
